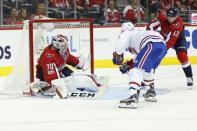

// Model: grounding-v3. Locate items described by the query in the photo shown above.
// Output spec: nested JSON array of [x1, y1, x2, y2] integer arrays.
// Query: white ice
[[0, 65, 197, 131]]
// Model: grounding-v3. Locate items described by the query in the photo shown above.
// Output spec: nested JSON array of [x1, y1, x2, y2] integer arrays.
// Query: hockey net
[[0, 19, 94, 95]]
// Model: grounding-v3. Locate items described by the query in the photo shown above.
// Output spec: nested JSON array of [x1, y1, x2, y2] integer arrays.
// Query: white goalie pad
[[51, 73, 109, 99], [51, 78, 68, 99], [61, 74, 98, 93], [30, 81, 51, 94]]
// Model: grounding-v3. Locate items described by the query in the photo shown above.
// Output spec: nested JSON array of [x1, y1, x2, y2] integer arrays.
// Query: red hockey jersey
[[37, 45, 79, 83], [147, 10, 184, 49]]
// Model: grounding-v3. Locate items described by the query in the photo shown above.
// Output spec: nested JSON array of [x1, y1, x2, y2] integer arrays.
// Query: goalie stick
[[53, 63, 68, 99]]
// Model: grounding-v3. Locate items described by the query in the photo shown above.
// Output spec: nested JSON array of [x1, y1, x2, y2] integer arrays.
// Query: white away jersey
[[115, 30, 165, 55]]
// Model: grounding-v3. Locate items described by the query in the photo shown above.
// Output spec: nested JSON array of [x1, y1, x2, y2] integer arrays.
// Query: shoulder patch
[[46, 53, 54, 58]]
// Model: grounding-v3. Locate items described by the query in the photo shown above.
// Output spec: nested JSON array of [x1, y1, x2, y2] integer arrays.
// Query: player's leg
[[142, 70, 157, 102], [30, 65, 55, 96], [174, 37, 193, 87], [135, 42, 166, 102], [32, 63, 64, 97], [119, 43, 154, 108], [143, 42, 166, 101], [119, 68, 142, 109]]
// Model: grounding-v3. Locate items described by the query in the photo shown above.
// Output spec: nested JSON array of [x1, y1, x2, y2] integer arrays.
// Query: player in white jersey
[[113, 22, 167, 109]]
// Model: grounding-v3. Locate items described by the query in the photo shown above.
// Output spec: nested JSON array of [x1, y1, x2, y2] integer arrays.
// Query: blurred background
[[0, 0, 197, 26]]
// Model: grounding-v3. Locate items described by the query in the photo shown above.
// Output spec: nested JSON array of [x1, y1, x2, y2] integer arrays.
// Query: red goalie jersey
[[146, 9, 185, 49], [36, 35, 79, 84]]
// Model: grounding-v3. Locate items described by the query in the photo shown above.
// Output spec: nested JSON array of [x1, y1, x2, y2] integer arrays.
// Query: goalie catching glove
[[119, 59, 134, 74], [75, 55, 90, 71], [112, 52, 124, 65]]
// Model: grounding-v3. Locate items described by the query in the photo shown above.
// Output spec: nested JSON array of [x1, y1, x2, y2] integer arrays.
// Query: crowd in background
[[0, 0, 197, 26]]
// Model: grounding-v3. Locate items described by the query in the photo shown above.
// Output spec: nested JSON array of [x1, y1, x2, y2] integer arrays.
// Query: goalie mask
[[121, 22, 135, 32], [51, 34, 68, 51]]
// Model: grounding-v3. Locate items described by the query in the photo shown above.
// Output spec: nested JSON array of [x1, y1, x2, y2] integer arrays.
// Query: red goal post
[[28, 19, 94, 84]]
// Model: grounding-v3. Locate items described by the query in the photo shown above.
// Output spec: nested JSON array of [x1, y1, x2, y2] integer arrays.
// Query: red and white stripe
[[149, 20, 160, 30], [138, 43, 152, 69], [129, 81, 141, 90], [140, 35, 162, 49]]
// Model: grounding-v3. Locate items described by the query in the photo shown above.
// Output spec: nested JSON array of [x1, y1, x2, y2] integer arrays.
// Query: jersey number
[[173, 31, 180, 37], [46, 63, 54, 70]]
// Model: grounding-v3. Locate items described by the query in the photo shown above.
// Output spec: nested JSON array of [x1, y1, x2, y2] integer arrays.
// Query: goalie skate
[[119, 93, 139, 109]]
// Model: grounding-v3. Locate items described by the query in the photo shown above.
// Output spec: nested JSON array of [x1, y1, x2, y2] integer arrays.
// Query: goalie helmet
[[121, 22, 135, 32], [51, 34, 68, 50]]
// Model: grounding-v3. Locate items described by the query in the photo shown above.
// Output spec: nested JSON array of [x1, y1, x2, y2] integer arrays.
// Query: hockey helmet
[[166, 7, 178, 17], [121, 22, 135, 32], [51, 34, 68, 50]]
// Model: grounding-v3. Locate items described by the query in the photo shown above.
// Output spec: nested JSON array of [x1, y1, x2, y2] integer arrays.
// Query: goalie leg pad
[[51, 78, 68, 99], [69, 73, 99, 92]]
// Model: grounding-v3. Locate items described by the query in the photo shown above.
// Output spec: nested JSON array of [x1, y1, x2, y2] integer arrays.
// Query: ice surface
[[0, 65, 197, 131]]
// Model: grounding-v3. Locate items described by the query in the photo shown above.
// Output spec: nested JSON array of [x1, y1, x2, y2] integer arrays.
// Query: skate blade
[[119, 103, 138, 109], [144, 97, 157, 102], [188, 85, 193, 90]]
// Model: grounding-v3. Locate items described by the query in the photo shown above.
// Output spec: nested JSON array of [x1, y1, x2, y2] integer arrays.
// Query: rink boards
[[0, 25, 197, 76]]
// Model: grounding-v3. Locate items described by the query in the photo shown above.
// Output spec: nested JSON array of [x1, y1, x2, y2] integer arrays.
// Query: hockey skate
[[143, 84, 157, 102], [119, 91, 139, 109], [187, 77, 193, 88]]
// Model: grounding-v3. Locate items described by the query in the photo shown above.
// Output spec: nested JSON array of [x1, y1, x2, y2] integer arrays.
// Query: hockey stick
[[85, 74, 102, 87], [53, 63, 67, 99]]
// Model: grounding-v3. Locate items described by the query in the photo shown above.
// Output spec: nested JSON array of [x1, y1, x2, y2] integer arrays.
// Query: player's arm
[[66, 54, 89, 71], [166, 23, 183, 49], [113, 32, 130, 65], [119, 59, 134, 74], [147, 9, 167, 30], [146, 18, 160, 31]]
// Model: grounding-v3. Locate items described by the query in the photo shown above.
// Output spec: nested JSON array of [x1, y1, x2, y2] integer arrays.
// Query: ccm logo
[[70, 92, 95, 98], [0, 45, 11, 59]]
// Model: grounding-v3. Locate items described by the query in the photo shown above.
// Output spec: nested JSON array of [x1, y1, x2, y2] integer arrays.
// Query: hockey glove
[[119, 59, 134, 74], [112, 52, 124, 65]]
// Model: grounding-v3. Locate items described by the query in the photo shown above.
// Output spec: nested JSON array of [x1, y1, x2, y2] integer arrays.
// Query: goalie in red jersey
[[30, 34, 101, 98], [36, 34, 87, 84], [147, 6, 193, 88]]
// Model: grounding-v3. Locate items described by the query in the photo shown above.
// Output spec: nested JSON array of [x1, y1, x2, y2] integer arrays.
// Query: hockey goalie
[[30, 34, 108, 99]]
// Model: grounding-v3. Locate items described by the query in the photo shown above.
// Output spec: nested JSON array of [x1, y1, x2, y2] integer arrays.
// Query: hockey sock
[[182, 65, 193, 78], [176, 51, 193, 78]]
